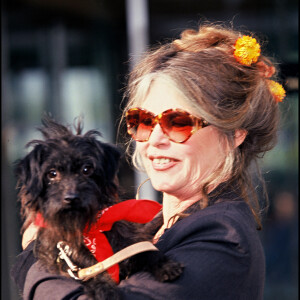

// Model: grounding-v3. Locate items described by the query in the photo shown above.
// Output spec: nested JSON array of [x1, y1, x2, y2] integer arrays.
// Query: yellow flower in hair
[[267, 80, 286, 103], [234, 36, 261, 66]]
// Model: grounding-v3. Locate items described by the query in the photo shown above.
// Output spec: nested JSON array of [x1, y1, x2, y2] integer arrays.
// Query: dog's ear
[[83, 129, 122, 184], [101, 143, 122, 182], [14, 144, 48, 210]]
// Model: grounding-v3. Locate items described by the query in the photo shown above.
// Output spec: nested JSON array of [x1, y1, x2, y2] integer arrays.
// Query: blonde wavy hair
[[121, 23, 281, 229]]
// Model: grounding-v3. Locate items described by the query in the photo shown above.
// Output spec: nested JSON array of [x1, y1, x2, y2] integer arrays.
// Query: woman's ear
[[234, 129, 247, 148]]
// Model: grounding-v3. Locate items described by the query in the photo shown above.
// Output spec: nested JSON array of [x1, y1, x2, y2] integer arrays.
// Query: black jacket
[[12, 187, 265, 299]]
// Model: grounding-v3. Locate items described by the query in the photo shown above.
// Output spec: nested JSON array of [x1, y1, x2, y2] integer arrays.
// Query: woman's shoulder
[[158, 198, 261, 255], [201, 198, 256, 226], [183, 197, 256, 229], [195, 199, 258, 242], [187, 182, 259, 231], [197, 199, 258, 238]]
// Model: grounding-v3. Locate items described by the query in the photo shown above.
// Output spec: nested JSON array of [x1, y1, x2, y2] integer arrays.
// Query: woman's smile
[[150, 156, 179, 171]]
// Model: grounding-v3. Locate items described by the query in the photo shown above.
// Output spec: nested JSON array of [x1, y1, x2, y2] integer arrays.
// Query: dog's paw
[[153, 260, 184, 282]]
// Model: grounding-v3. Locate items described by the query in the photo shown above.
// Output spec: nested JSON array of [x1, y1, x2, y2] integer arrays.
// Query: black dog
[[15, 117, 183, 299]]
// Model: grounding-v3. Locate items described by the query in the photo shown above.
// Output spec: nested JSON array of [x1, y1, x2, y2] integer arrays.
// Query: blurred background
[[1, 0, 298, 299]]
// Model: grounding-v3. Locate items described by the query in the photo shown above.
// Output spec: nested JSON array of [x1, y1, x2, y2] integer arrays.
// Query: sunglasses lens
[[161, 111, 194, 143], [126, 109, 154, 141], [126, 108, 203, 143]]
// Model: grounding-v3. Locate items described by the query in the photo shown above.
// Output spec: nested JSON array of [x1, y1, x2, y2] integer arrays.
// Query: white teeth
[[153, 158, 171, 164]]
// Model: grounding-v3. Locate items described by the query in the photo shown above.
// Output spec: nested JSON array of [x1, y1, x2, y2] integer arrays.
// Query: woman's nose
[[148, 124, 170, 146]]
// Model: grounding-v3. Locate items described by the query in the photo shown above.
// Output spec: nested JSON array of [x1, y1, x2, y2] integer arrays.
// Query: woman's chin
[[150, 178, 176, 194]]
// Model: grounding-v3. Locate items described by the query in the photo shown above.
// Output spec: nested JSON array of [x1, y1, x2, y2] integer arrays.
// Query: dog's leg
[[84, 273, 120, 300], [126, 250, 184, 282]]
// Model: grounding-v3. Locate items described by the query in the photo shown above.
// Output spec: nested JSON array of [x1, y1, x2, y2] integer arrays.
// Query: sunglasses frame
[[125, 107, 209, 143]]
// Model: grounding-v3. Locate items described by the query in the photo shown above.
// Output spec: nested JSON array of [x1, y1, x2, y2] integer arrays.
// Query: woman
[[12, 23, 285, 299]]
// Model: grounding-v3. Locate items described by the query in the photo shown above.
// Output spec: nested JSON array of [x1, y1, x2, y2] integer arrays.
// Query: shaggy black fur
[[15, 117, 183, 299]]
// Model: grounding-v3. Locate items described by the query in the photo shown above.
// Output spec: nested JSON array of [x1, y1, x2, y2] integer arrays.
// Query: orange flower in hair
[[267, 80, 286, 103], [234, 36, 261, 66]]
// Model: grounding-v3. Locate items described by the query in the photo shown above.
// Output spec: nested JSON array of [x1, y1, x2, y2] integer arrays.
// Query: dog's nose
[[64, 193, 80, 203]]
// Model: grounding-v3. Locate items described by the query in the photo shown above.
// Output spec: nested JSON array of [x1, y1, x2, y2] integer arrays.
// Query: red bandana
[[34, 199, 162, 283]]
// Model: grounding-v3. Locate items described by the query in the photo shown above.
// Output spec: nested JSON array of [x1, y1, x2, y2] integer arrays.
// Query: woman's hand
[[22, 223, 38, 249]]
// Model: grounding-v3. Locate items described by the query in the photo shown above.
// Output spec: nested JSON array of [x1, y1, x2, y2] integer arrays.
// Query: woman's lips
[[150, 157, 179, 171]]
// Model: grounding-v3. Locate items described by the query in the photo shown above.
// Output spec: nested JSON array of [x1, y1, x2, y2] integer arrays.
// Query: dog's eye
[[82, 165, 94, 176], [47, 169, 58, 180]]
